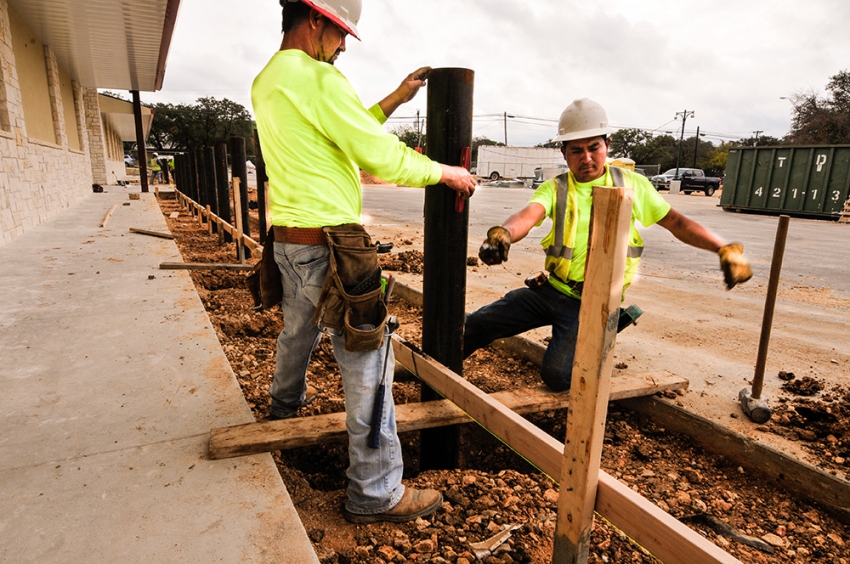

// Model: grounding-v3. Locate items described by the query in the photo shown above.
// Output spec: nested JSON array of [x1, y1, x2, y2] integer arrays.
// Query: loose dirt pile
[[159, 195, 849, 563]]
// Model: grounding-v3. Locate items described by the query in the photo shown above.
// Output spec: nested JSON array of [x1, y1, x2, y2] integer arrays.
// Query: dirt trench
[[158, 195, 849, 564]]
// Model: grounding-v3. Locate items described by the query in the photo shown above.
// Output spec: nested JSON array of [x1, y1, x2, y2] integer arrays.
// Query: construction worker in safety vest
[[465, 98, 752, 392], [149, 153, 161, 185], [252, 0, 476, 525]]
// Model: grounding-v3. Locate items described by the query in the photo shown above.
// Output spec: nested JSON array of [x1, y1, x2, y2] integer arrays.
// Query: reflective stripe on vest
[[544, 166, 644, 294]]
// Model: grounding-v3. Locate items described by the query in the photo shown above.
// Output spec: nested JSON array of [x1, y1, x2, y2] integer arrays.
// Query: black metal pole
[[131, 90, 148, 193], [214, 143, 233, 243], [254, 129, 269, 243], [187, 148, 198, 205], [420, 67, 474, 470], [204, 146, 218, 234], [230, 137, 251, 258], [195, 148, 208, 207]]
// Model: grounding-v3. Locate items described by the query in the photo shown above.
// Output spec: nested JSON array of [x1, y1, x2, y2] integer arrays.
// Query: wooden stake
[[206, 205, 213, 236], [100, 204, 119, 228], [232, 177, 245, 264], [554, 186, 634, 564]]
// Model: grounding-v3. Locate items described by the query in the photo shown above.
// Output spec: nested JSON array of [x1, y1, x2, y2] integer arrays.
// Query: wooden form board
[[621, 395, 850, 523], [208, 369, 686, 459], [391, 336, 740, 564], [178, 190, 262, 252], [100, 204, 119, 228], [128, 227, 174, 239], [159, 262, 255, 271]]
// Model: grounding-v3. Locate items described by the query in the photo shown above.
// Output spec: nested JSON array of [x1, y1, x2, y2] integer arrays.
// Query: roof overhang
[[7, 0, 181, 92], [98, 94, 154, 141]]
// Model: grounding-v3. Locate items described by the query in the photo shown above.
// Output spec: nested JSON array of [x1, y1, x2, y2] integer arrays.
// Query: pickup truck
[[650, 168, 721, 196]]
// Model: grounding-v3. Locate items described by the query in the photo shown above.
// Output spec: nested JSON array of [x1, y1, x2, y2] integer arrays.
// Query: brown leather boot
[[343, 488, 443, 524]]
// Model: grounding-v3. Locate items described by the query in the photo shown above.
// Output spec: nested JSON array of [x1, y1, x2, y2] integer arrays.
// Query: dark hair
[[281, 1, 312, 33], [561, 135, 608, 149]]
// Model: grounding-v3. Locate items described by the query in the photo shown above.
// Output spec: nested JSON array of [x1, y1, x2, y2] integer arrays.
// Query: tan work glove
[[479, 226, 512, 265], [717, 242, 753, 289]]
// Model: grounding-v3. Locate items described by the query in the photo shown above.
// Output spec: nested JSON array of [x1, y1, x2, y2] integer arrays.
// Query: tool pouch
[[312, 224, 388, 352], [246, 227, 283, 310]]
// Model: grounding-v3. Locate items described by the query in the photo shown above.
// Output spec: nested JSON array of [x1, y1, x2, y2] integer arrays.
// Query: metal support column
[[420, 67, 474, 470], [230, 137, 251, 258], [131, 90, 148, 193], [214, 143, 233, 243]]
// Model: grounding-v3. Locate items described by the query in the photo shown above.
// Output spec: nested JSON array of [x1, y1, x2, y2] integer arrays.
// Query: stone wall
[[0, 0, 94, 246]]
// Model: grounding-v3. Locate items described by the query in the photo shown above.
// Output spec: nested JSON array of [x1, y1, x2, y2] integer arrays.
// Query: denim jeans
[[270, 242, 404, 514], [463, 282, 581, 391]]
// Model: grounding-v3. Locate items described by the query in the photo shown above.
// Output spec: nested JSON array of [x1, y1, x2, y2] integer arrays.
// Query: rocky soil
[[158, 194, 849, 563]]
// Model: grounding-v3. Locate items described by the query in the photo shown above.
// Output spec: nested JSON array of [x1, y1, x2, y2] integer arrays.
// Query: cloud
[[142, 0, 850, 147]]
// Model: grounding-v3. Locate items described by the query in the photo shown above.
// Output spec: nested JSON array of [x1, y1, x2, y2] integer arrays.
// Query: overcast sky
[[121, 0, 850, 148]]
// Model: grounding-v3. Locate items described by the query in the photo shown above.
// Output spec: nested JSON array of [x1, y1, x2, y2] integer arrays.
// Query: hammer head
[[739, 387, 772, 423]]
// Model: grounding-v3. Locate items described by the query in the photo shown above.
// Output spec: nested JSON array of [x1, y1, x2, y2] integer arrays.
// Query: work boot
[[266, 385, 318, 421], [343, 488, 443, 524]]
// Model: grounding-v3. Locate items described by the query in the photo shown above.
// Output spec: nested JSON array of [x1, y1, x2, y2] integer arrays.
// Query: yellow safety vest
[[544, 166, 643, 300]]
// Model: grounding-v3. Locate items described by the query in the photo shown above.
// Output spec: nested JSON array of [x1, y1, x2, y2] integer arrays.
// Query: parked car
[[124, 155, 136, 167], [651, 168, 689, 190], [650, 168, 720, 196]]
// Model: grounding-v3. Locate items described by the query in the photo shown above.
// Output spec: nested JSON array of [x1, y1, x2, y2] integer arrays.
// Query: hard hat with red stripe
[[296, 0, 362, 40]]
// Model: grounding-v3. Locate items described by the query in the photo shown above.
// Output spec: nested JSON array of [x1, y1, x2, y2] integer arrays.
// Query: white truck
[[476, 146, 563, 181]]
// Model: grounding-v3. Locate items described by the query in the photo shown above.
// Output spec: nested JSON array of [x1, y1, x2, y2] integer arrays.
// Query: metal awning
[[8, 0, 181, 92]]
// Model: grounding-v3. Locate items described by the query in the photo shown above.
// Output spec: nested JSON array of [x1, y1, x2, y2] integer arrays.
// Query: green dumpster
[[721, 145, 850, 219]]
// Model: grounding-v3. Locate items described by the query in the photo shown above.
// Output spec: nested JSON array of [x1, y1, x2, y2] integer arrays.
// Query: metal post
[[214, 143, 233, 243], [187, 148, 198, 211], [230, 137, 251, 258], [420, 67, 474, 470], [254, 129, 269, 243], [131, 90, 148, 193], [204, 146, 218, 234], [195, 148, 208, 208]]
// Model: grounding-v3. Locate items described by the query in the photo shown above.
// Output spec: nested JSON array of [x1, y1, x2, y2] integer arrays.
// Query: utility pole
[[752, 130, 763, 147], [674, 109, 694, 179], [692, 126, 700, 168], [504, 111, 508, 146]]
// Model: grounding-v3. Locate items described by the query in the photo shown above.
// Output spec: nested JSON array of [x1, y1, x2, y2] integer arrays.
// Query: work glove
[[717, 242, 753, 290], [479, 226, 512, 265]]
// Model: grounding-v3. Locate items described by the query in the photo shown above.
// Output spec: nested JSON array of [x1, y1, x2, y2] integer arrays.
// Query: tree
[[471, 136, 503, 165], [608, 128, 679, 170], [146, 97, 255, 154], [389, 125, 423, 150], [735, 135, 782, 148], [786, 69, 850, 144]]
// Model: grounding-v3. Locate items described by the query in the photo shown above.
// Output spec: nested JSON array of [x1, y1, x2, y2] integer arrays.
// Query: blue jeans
[[270, 242, 404, 514], [464, 283, 581, 391]]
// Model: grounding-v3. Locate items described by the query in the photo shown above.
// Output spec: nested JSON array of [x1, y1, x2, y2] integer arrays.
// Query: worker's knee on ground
[[540, 365, 571, 392]]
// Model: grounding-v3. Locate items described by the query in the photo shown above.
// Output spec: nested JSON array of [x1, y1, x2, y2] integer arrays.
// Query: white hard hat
[[552, 98, 612, 143], [300, 0, 361, 40]]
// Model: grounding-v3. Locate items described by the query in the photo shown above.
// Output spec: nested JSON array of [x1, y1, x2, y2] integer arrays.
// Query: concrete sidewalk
[[0, 186, 318, 563]]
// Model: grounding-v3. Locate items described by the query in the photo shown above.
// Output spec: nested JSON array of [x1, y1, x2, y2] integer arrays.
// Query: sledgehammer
[[739, 214, 789, 423]]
